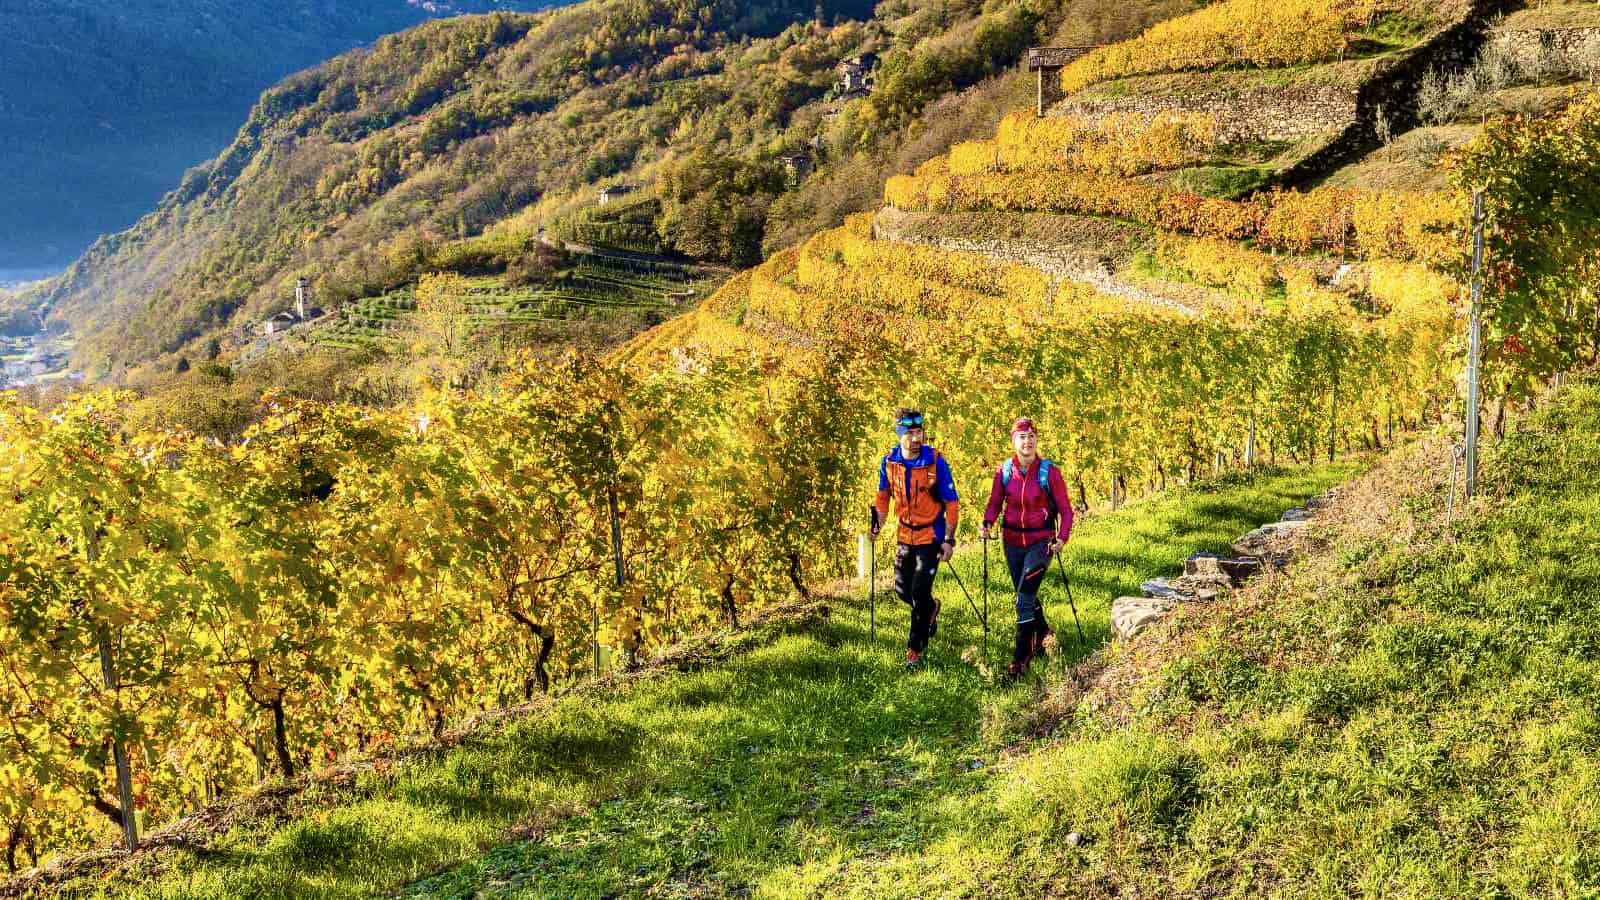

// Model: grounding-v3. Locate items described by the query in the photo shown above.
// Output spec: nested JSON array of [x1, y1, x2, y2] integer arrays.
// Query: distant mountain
[[0, 0, 561, 269], [29, 0, 1186, 373]]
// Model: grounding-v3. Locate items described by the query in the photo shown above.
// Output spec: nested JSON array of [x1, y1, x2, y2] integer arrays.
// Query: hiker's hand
[[939, 541, 955, 562], [870, 524, 880, 538], [1049, 539, 1063, 555], [979, 524, 991, 541]]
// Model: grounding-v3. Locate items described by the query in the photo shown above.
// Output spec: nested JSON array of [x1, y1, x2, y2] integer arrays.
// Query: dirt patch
[[1320, 124, 1481, 191]]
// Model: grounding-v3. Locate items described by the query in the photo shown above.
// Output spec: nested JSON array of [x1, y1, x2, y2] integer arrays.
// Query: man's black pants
[[894, 543, 940, 652]]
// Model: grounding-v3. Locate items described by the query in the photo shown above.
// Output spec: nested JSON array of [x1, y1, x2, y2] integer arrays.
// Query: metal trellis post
[[1466, 190, 1485, 499]]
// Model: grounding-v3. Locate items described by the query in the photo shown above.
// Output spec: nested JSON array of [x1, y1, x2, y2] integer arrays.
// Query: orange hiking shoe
[[904, 649, 923, 671]]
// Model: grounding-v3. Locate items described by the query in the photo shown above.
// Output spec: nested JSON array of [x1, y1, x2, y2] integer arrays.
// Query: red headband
[[1011, 417, 1036, 435]]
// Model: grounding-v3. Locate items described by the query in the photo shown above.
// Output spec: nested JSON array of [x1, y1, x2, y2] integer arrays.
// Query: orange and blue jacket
[[875, 445, 960, 546]]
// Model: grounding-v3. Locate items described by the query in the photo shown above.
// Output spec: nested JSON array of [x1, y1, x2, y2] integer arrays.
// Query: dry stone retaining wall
[[1492, 26, 1600, 71], [870, 213, 1201, 317], [1050, 84, 1358, 144], [1110, 491, 1333, 642], [1034, 0, 1514, 185]]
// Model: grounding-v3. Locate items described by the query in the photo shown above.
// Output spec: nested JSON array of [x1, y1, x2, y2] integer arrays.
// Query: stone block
[[1173, 574, 1228, 602], [1183, 553, 1262, 585], [1231, 520, 1309, 559], [1112, 595, 1175, 641], [1141, 578, 1185, 601], [1143, 576, 1224, 604]]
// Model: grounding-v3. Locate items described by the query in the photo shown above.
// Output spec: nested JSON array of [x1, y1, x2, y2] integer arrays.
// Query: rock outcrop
[[1112, 487, 1338, 643]]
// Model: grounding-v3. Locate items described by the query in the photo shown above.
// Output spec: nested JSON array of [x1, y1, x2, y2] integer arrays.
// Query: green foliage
[[657, 151, 789, 266], [38, 0, 1150, 370], [864, 0, 1045, 131], [1166, 163, 1272, 199], [0, 294, 36, 337], [1449, 92, 1600, 400], [549, 198, 670, 255]]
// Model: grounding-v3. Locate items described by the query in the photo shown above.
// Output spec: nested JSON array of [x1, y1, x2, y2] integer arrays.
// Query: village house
[[838, 52, 877, 97]]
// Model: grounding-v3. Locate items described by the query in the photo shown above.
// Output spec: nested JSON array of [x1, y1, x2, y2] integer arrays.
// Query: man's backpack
[[1001, 458, 1057, 514]]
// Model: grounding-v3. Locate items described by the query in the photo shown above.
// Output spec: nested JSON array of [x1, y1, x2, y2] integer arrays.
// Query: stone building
[[1026, 47, 1096, 115], [839, 53, 878, 96]]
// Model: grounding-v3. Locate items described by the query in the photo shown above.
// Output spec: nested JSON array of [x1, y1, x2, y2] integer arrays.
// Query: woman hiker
[[980, 417, 1074, 680], [871, 408, 960, 670]]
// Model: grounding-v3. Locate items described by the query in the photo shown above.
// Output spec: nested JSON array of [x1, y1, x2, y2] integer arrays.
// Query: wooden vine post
[[89, 532, 138, 852]]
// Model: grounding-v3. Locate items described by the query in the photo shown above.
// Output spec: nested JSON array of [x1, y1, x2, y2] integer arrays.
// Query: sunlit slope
[[616, 181, 1459, 502], [614, 0, 1481, 494]]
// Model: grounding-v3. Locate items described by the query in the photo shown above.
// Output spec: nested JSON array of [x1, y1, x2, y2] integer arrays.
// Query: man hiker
[[871, 408, 960, 670], [980, 417, 1073, 680]]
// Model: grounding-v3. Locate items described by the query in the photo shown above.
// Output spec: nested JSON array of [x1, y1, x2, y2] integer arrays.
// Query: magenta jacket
[[982, 456, 1074, 548]]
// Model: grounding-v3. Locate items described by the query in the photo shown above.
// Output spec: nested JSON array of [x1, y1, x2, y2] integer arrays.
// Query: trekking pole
[[1053, 549, 1086, 646], [943, 563, 986, 630], [981, 533, 990, 660], [867, 506, 877, 641]]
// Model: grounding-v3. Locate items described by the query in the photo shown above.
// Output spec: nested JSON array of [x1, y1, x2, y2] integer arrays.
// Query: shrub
[[994, 109, 1220, 176]]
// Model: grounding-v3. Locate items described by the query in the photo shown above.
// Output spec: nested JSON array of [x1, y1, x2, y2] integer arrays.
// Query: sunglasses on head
[[896, 414, 924, 429]]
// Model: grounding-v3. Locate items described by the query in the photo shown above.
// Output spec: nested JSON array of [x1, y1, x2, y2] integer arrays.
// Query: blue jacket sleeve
[[935, 454, 958, 501]]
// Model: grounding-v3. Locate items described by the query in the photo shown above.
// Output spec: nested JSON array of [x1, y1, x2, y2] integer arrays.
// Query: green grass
[[960, 377, 1600, 896], [70, 463, 1350, 899], [1165, 164, 1273, 200]]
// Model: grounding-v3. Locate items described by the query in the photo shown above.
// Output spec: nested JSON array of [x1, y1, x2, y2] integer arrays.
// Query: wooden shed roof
[[1026, 47, 1096, 70]]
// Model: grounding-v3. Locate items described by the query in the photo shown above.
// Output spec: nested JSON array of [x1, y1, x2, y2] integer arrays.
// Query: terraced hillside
[[7, 0, 1600, 890], [307, 255, 715, 353], [614, 0, 1574, 500]]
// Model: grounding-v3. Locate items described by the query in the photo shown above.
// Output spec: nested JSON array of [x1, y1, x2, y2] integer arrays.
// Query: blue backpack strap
[[1002, 458, 1052, 497], [1039, 460, 1058, 515]]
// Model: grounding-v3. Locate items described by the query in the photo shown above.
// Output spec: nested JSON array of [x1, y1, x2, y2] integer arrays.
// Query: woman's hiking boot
[[904, 649, 923, 671], [1009, 625, 1035, 680]]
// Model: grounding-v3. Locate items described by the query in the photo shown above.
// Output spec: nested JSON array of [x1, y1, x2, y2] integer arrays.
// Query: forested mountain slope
[[23, 0, 1194, 377], [0, 0, 560, 270]]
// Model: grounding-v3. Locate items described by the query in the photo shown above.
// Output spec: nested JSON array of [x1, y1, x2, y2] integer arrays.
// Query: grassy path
[[95, 464, 1351, 899]]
